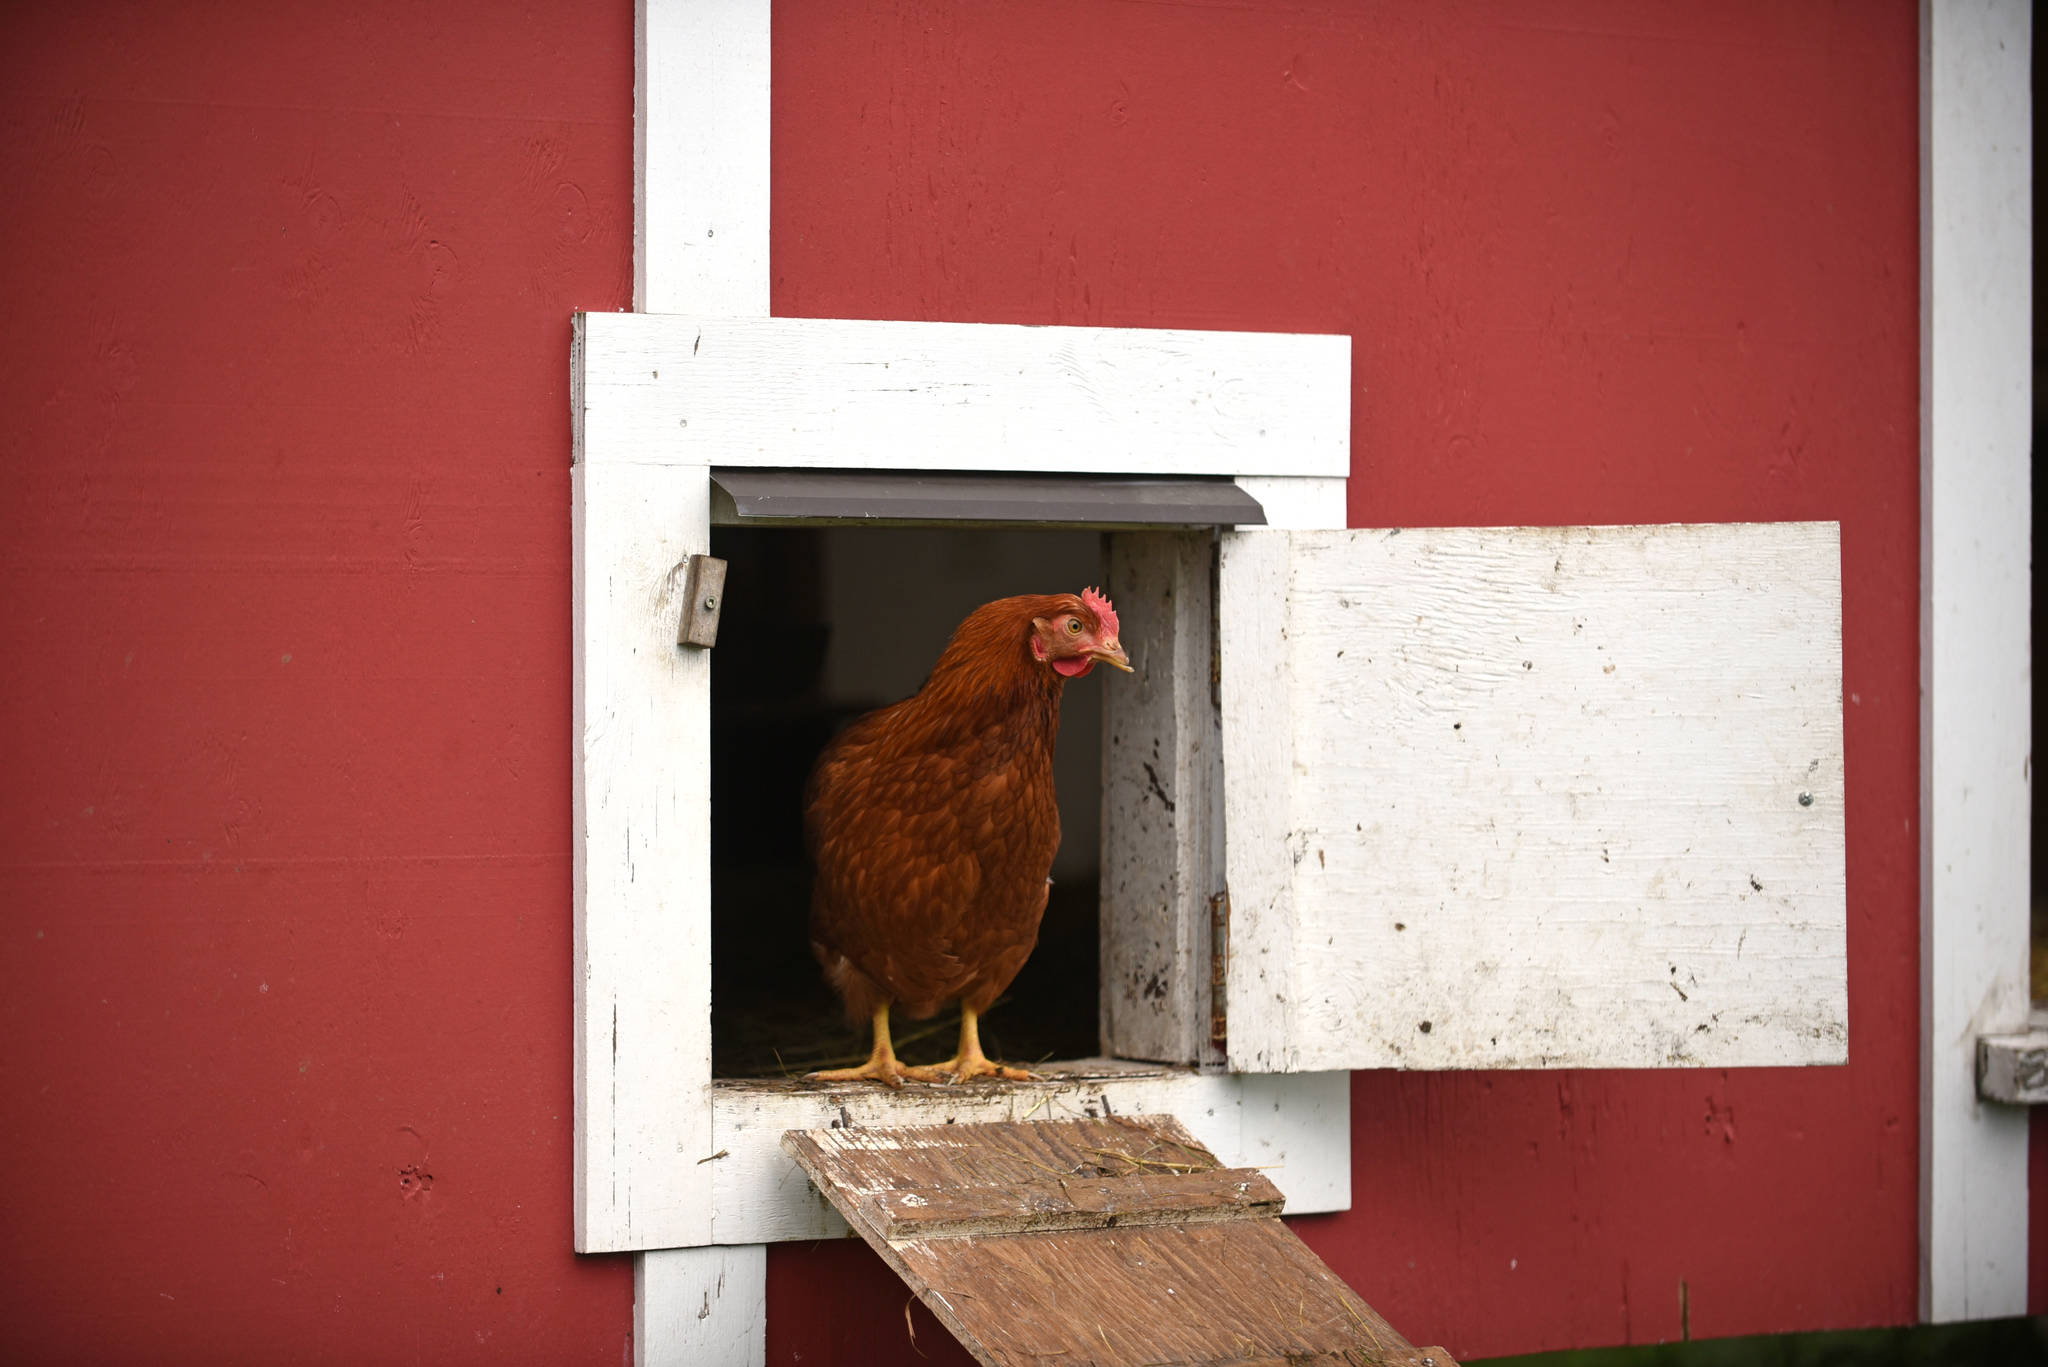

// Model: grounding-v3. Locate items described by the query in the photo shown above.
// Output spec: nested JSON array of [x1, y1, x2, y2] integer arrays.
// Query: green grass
[[1473, 1318, 2048, 1367]]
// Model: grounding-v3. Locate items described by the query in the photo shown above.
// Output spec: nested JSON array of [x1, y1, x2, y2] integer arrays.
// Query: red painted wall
[[0, 2, 636, 1362], [1, 2, 1921, 1364]]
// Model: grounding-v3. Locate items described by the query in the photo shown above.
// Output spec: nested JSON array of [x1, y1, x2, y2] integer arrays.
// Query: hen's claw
[[806, 1057, 910, 1089], [808, 1004, 919, 1089], [901, 1055, 1034, 1085], [903, 1006, 1031, 1083]]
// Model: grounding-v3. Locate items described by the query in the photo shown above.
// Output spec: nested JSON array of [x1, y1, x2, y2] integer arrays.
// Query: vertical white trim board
[[637, 1245, 767, 1367], [636, 0, 769, 316], [631, 1, 770, 1356], [573, 458, 717, 1253], [1919, 0, 2032, 1325]]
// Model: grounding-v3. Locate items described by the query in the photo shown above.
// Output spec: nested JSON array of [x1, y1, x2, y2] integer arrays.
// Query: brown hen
[[803, 587, 1130, 1087]]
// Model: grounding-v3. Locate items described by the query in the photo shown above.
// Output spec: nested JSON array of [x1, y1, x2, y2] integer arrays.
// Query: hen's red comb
[[1082, 586, 1119, 639]]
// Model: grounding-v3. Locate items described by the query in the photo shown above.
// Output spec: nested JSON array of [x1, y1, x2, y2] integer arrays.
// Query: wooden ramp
[[783, 1114, 1456, 1367]]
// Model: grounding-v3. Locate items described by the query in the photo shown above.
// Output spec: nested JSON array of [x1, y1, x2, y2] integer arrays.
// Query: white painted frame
[[574, 324, 1357, 1243], [1919, 0, 2032, 1325], [577, 313, 1349, 478]]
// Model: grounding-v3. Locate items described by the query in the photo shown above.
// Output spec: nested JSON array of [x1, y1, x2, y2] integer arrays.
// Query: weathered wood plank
[[784, 1115, 1446, 1367], [1101, 531, 1223, 1065], [893, 1220, 1420, 1367], [783, 1114, 1234, 1205], [711, 1062, 1241, 1244], [574, 312, 1351, 477], [869, 1168, 1285, 1240], [709, 1065, 1351, 1245], [1220, 522, 1848, 1072], [1215, 531, 1297, 1070]]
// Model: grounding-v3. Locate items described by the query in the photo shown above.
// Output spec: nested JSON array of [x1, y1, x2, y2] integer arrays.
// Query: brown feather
[[804, 592, 1108, 1026]]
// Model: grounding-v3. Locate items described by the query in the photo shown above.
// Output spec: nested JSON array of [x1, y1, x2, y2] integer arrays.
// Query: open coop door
[[1216, 522, 1847, 1074]]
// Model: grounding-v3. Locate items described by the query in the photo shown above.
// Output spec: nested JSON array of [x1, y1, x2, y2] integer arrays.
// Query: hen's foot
[[807, 1005, 921, 1088], [905, 1006, 1031, 1083], [806, 1054, 918, 1089], [901, 1050, 1034, 1084]]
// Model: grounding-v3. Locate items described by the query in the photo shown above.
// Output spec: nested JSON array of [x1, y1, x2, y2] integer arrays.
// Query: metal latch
[[677, 554, 727, 648]]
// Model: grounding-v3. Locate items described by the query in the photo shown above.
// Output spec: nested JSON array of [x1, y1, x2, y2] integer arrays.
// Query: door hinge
[[1209, 888, 1230, 1049]]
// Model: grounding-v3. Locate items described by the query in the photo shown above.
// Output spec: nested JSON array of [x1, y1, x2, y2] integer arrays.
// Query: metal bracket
[[677, 554, 727, 649], [1978, 1017, 2048, 1104]]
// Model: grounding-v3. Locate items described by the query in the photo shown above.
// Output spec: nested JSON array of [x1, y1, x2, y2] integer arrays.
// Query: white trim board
[[636, 0, 768, 316], [636, 1245, 766, 1367], [1919, 0, 2032, 1324], [574, 312, 1351, 478], [573, 458, 717, 1252]]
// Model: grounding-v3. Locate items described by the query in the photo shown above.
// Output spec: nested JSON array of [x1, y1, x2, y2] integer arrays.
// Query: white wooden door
[[1217, 522, 1847, 1073]]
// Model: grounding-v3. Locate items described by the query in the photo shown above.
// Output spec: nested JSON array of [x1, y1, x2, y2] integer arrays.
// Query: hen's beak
[[1090, 638, 1134, 672]]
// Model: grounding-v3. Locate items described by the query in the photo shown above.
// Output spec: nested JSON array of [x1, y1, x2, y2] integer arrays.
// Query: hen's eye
[[1066, 618, 1083, 634]]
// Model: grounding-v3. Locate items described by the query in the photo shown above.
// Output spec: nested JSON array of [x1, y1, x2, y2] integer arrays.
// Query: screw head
[[1798, 792, 1814, 807], [702, 596, 717, 612]]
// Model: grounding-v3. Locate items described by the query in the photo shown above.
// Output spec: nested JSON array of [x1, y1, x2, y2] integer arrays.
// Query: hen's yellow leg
[[808, 1004, 918, 1089], [903, 1006, 1033, 1083]]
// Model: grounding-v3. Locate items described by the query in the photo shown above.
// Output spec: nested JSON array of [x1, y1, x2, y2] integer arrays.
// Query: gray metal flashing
[[709, 469, 1267, 527]]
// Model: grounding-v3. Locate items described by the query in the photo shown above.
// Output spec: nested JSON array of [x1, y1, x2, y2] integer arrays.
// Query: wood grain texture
[[870, 1167, 1286, 1239], [783, 1115, 1451, 1367], [1220, 523, 1847, 1072], [1216, 532, 1298, 1069], [706, 1065, 1350, 1245], [574, 312, 1350, 476], [711, 1064, 1235, 1246], [573, 458, 716, 1252], [1101, 531, 1223, 1065], [1921, 0, 2033, 1322]]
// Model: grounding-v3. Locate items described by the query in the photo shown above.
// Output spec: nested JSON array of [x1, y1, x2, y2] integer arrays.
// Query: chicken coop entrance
[[709, 524, 1110, 1079]]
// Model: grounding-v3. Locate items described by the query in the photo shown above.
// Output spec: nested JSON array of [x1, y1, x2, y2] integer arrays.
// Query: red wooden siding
[[2, 2, 1929, 1364], [0, 3, 636, 1362]]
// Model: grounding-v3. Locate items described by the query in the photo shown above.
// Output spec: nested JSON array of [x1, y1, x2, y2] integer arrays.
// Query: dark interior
[[709, 524, 1107, 1077]]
